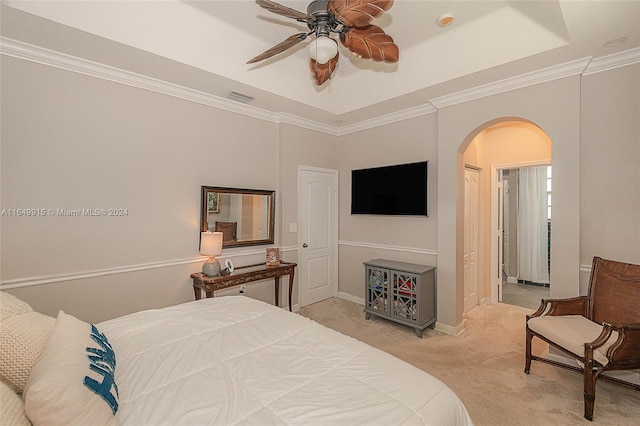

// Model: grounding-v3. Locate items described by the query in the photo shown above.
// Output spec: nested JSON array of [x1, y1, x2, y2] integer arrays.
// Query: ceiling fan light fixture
[[249, 0, 399, 84], [308, 36, 337, 65]]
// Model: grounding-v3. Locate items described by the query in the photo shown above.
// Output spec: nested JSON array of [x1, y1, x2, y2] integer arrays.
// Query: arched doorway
[[461, 120, 552, 312], [435, 79, 581, 334]]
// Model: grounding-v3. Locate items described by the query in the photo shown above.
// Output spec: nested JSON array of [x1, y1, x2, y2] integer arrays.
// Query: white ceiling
[[2, 1, 640, 127]]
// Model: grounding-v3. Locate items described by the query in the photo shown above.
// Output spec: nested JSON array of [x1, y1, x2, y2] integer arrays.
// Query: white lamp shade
[[200, 231, 223, 256], [308, 36, 337, 64]]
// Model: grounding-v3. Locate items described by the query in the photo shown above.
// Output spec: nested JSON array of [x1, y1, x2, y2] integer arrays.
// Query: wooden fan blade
[[247, 33, 308, 64], [255, 0, 312, 22], [310, 54, 339, 85], [328, 0, 394, 28], [341, 25, 398, 62]]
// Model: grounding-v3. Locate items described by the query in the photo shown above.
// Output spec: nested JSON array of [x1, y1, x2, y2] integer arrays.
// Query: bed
[[1, 292, 473, 425]]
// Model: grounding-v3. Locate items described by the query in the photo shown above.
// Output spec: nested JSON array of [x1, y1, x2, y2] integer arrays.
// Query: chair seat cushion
[[527, 315, 619, 366]]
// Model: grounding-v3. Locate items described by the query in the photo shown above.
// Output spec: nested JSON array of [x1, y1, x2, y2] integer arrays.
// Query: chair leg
[[583, 359, 596, 421], [524, 327, 533, 374]]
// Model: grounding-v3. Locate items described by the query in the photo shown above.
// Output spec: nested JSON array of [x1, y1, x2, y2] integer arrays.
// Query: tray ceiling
[[2, 1, 639, 127]]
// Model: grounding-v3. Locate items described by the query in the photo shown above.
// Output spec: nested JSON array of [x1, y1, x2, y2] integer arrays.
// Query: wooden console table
[[191, 261, 296, 311]]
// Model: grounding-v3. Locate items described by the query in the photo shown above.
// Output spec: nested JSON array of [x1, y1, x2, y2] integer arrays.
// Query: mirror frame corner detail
[[200, 186, 275, 249]]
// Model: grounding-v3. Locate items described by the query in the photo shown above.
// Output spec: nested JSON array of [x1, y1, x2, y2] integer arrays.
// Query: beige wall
[[463, 122, 552, 302], [1, 56, 280, 322], [580, 63, 640, 293], [336, 114, 439, 300], [464, 122, 552, 168], [438, 76, 581, 331], [278, 123, 339, 249], [277, 123, 340, 305], [2, 45, 638, 332]]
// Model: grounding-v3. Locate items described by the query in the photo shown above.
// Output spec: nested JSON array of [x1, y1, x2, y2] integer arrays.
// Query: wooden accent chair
[[525, 256, 640, 420]]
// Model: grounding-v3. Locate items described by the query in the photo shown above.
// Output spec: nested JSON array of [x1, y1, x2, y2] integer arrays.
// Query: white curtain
[[517, 166, 549, 284]]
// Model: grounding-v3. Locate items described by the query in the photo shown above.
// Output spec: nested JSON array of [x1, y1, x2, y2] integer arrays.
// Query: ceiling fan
[[247, 0, 399, 85]]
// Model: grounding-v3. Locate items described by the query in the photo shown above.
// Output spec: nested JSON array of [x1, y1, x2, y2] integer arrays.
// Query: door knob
[[302, 243, 308, 248]]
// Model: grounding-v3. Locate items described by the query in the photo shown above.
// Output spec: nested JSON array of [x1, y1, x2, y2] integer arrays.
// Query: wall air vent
[[225, 91, 255, 104]]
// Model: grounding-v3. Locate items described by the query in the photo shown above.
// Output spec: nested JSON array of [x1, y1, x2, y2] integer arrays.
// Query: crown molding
[[429, 57, 592, 109], [582, 47, 640, 76], [0, 37, 346, 135], [334, 103, 437, 136], [2, 37, 639, 135], [0, 38, 270, 121], [277, 112, 339, 135]]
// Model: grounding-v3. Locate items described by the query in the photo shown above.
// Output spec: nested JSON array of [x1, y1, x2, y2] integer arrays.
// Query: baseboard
[[337, 292, 464, 335], [507, 276, 518, 284], [435, 320, 465, 336], [337, 292, 365, 306]]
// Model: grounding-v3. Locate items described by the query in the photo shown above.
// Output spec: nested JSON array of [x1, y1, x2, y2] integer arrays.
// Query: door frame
[[464, 166, 480, 312], [490, 160, 550, 304], [297, 166, 339, 307]]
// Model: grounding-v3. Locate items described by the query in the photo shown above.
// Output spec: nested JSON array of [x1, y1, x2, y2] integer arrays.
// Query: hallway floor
[[501, 281, 549, 310]]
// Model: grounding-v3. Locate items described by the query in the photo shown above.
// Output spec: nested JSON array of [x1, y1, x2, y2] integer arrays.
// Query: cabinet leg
[[365, 312, 371, 320], [415, 328, 423, 338]]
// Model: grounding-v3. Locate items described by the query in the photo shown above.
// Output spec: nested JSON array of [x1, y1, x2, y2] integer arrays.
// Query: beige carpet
[[297, 298, 640, 426]]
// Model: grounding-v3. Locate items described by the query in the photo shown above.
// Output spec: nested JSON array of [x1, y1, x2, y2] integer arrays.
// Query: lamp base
[[202, 257, 221, 277]]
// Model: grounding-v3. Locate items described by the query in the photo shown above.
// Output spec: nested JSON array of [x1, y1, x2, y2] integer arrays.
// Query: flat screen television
[[351, 161, 428, 216]]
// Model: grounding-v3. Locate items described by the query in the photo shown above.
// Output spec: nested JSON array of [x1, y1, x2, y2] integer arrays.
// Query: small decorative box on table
[[364, 259, 436, 338], [191, 261, 296, 311]]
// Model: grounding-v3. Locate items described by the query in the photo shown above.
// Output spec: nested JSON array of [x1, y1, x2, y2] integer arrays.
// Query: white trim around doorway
[[490, 160, 551, 304]]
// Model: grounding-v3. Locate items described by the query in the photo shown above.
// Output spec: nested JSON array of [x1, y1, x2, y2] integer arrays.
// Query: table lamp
[[200, 231, 223, 277]]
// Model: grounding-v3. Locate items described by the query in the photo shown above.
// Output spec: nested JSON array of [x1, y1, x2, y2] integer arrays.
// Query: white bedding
[[99, 296, 473, 425]]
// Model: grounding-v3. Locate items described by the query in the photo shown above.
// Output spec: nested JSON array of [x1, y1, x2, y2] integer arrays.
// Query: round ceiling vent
[[437, 13, 455, 27]]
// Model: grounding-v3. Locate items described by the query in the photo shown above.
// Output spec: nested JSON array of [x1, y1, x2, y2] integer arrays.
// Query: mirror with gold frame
[[200, 186, 275, 248]]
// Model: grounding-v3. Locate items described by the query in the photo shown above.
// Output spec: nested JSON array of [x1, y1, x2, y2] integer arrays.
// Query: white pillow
[[0, 291, 55, 393], [0, 292, 32, 320], [0, 380, 31, 426], [23, 311, 119, 426]]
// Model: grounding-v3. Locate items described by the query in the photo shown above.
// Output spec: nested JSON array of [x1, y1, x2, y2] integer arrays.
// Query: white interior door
[[464, 168, 480, 312], [503, 177, 510, 278], [496, 172, 504, 302], [298, 166, 338, 307]]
